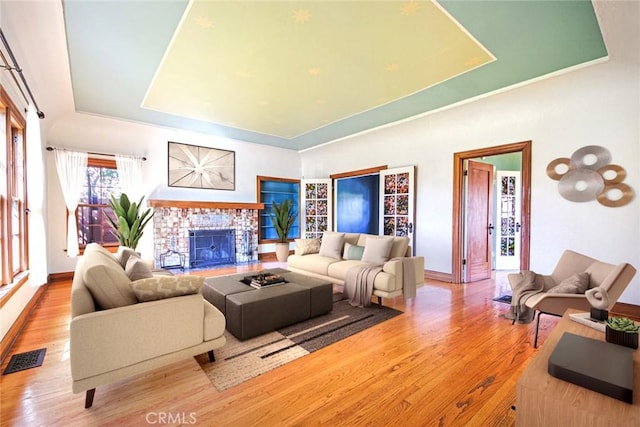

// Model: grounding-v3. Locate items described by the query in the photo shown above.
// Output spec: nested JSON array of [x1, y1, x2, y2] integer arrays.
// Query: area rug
[[196, 299, 402, 391], [493, 294, 512, 304]]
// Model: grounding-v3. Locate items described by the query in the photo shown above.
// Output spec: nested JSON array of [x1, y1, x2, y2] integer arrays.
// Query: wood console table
[[516, 308, 639, 425]]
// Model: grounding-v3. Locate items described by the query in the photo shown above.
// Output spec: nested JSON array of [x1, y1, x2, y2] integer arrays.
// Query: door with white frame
[[301, 179, 333, 239], [495, 171, 521, 270], [379, 166, 415, 252]]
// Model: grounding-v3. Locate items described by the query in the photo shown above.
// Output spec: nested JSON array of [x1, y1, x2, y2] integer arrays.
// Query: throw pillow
[[319, 232, 345, 260], [361, 236, 394, 265], [389, 237, 410, 258], [125, 254, 154, 281], [131, 276, 205, 302], [343, 242, 365, 260], [547, 272, 590, 294], [115, 246, 139, 268], [83, 250, 137, 309], [294, 238, 321, 256]]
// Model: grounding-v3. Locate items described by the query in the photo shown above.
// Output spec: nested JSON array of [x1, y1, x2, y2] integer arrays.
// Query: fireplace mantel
[[149, 199, 264, 210]]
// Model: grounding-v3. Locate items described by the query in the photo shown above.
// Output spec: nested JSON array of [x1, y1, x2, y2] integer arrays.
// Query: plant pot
[[275, 243, 290, 262], [605, 325, 639, 349]]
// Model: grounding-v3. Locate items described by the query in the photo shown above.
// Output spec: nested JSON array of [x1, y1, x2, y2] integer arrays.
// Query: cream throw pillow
[[294, 238, 321, 255], [361, 236, 394, 265], [83, 250, 137, 309], [319, 232, 345, 260], [131, 276, 205, 302], [547, 272, 590, 294]]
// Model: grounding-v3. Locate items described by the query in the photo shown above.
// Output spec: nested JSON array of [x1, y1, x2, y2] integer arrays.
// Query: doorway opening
[[452, 141, 532, 284]]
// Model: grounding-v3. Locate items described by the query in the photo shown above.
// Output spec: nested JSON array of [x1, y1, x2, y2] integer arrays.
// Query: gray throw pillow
[[115, 246, 139, 268], [361, 237, 394, 265], [547, 272, 590, 294], [319, 232, 345, 260], [125, 254, 154, 281], [343, 242, 365, 260]]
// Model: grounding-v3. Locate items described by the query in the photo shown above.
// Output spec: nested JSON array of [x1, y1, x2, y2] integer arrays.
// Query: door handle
[[488, 224, 494, 235], [408, 223, 413, 233], [516, 222, 521, 232]]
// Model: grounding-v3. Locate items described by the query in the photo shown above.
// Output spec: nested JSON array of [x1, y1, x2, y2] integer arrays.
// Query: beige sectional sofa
[[287, 232, 424, 305], [70, 244, 226, 408]]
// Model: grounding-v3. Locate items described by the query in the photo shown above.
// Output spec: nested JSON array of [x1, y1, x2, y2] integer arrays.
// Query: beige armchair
[[508, 249, 636, 347], [70, 244, 226, 408]]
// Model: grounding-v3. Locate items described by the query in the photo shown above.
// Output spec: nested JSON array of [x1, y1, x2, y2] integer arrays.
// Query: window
[[76, 158, 121, 248], [257, 176, 300, 242], [0, 86, 28, 286]]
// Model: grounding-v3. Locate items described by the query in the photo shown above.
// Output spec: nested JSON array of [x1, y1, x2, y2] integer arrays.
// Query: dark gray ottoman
[[226, 283, 309, 340], [203, 269, 333, 340]]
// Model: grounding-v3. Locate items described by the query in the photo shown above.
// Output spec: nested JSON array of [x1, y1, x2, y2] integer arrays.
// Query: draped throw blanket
[[394, 257, 417, 299], [509, 270, 545, 323], [345, 259, 417, 307], [344, 264, 382, 307]]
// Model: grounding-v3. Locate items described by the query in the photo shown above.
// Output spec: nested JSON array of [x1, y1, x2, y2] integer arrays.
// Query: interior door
[[495, 171, 521, 270], [301, 179, 333, 238], [465, 160, 494, 282], [379, 166, 415, 252]]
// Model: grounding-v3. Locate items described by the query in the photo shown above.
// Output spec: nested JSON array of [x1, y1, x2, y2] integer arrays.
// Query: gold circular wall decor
[[557, 169, 604, 202], [546, 157, 571, 181], [547, 145, 634, 207], [570, 145, 611, 170], [596, 183, 634, 207], [597, 164, 626, 185]]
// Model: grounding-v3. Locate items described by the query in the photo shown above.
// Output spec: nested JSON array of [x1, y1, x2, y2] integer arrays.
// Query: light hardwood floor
[[0, 263, 559, 426]]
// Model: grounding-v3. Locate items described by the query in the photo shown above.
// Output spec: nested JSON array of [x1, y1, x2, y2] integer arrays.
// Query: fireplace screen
[[188, 229, 236, 268]]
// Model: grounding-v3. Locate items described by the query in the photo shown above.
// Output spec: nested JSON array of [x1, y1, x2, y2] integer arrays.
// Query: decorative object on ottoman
[[269, 199, 297, 262], [605, 317, 639, 349], [242, 271, 287, 288]]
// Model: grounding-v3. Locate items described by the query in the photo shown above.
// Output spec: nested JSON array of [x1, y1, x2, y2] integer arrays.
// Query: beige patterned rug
[[196, 299, 401, 391]]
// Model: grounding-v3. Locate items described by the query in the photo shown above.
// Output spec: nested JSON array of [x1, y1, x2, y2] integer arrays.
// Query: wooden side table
[[516, 308, 639, 425]]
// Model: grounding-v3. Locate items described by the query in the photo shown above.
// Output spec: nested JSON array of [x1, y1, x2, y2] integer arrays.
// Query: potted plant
[[605, 316, 639, 349], [106, 193, 154, 251], [269, 199, 297, 262]]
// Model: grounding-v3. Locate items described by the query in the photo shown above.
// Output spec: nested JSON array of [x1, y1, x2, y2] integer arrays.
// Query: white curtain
[[54, 150, 87, 257], [115, 155, 143, 201]]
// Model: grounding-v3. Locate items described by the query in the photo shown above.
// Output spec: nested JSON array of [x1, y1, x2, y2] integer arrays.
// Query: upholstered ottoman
[[203, 269, 333, 340], [225, 283, 310, 340]]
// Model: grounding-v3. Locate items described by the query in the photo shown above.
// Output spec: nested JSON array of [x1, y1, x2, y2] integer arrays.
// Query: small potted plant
[[605, 316, 639, 349], [269, 199, 297, 262], [106, 193, 154, 251]]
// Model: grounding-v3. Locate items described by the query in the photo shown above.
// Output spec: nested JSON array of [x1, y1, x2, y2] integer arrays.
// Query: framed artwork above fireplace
[[168, 141, 235, 190]]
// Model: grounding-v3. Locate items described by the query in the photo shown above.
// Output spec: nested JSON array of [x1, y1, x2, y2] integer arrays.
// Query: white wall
[[46, 112, 301, 273], [300, 58, 640, 305]]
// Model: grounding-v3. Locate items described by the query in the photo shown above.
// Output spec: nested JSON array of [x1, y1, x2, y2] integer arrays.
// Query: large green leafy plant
[[269, 199, 297, 243], [106, 193, 154, 250]]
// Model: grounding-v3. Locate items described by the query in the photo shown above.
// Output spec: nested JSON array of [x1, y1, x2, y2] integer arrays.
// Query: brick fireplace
[[149, 200, 264, 270]]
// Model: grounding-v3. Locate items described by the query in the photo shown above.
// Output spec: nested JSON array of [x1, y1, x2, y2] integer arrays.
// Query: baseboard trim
[[611, 302, 640, 321], [0, 282, 48, 364], [424, 270, 453, 283], [47, 271, 74, 283]]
